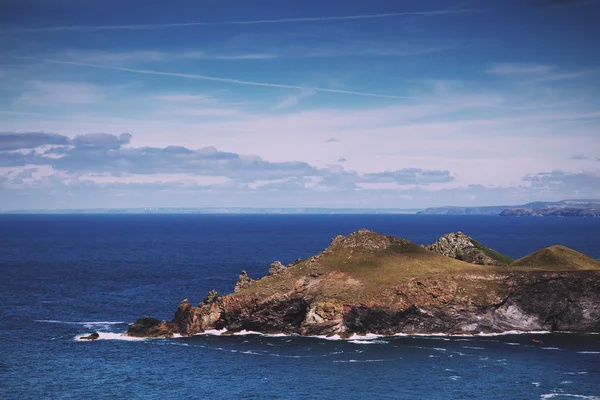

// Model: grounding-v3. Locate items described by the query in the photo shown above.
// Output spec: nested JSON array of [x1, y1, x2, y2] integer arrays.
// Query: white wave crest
[[75, 332, 146, 341], [36, 320, 126, 325], [577, 351, 600, 354], [348, 340, 387, 345]]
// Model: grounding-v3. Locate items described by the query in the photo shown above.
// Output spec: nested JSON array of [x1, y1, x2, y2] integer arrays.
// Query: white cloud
[[15, 81, 107, 105], [487, 63, 557, 75]]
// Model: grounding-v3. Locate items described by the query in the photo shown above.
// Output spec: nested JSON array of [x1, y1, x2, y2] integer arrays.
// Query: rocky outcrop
[[423, 232, 512, 266], [128, 317, 175, 338], [328, 228, 393, 251], [127, 230, 600, 338], [300, 301, 345, 336], [80, 332, 99, 340], [202, 289, 218, 305], [234, 270, 254, 293], [268, 261, 286, 276]]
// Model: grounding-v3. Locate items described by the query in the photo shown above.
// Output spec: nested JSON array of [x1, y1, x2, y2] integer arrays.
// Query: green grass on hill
[[509, 245, 600, 271], [469, 238, 513, 265]]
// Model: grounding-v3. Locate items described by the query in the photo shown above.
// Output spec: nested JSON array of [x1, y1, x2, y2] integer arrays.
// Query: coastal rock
[[127, 230, 600, 338], [128, 317, 175, 337], [173, 299, 204, 335], [234, 270, 254, 293], [268, 261, 286, 276], [202, 289, 218, 305], [300, 301, 345, 336], [423, 232, 512, 266], [80, 332, 99, 340]]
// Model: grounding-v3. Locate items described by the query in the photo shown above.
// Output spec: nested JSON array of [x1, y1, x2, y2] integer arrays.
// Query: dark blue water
[[1, 214, 599, 399]]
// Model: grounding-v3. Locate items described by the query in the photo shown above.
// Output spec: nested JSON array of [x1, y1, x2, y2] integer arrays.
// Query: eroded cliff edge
[[127, 229, 600, 338]]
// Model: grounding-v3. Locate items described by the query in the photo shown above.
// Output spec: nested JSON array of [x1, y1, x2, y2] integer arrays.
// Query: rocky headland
[[126, 229, 600, 338], [418, 199, 600, 216], [499, 207, 600, 217]]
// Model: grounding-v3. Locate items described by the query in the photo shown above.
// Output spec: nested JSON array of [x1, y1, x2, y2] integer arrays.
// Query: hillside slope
[[126, 230, 600, 338]]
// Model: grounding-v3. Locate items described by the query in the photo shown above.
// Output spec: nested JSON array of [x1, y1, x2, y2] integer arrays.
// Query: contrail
[[20, 57, 415, 100], [3, 10, 474, 33]]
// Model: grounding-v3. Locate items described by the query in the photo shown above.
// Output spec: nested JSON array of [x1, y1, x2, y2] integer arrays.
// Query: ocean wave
[[74, 332, 146, 341], [577, 351, 600, 354], [332, 359, 389, 363], [232, 330, 291, 338], [67, 326, 597, 344], [348, 340, 387, 345], [36, 320, 127, 325], [541, 347, 562, 351]]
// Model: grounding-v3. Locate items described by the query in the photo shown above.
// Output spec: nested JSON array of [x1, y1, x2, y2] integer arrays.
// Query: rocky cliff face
[[127, 230, 600, 338], [423, 232, 512, 266]]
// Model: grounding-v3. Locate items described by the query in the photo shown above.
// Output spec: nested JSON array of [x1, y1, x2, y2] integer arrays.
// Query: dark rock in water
[[80, 332, 99, 340], [127, 230, 600, 338], [423, 232, 512, 266], [234, 270, 254, 293], [268, 261, 286, 276], [127, 317, 174, 338]]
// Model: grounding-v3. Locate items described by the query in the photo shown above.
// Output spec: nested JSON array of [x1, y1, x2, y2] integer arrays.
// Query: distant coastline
[[2, 198, 599, 216], [417, 199, 600, 217]]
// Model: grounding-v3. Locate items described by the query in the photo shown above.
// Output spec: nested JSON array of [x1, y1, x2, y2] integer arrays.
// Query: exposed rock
[[423, 232, 512, 266], [268, 261, 286, 276], [127, 230, 600, 338], [328, 229, 393, 251], [127, 317, 175, 337], [300, 301, 345, 336], [173, 299, 203, 335], [330, 235, 346, 246], [80, 332, 99, 340], [202, 289, 218, 305], [234, 270, 254, 293]]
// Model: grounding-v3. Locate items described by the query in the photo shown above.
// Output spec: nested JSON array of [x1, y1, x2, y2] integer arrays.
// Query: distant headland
[[117, 230, 600, 339], [418, 199, 600, 217]]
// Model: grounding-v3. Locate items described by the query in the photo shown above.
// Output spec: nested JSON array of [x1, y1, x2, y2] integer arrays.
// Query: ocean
[[1, 214, 599, 399]]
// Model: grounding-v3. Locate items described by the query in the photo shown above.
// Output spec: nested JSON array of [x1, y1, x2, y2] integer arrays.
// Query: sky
[[0, 0, 599, 210]]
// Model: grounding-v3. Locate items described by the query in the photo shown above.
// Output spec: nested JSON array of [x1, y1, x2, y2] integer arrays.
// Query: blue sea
[[1, 214, 600, 400]]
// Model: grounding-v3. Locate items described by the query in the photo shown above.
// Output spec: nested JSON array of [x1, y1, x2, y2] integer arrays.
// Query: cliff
[[127, 229, 600, 338], [499, 206, 600, 217]]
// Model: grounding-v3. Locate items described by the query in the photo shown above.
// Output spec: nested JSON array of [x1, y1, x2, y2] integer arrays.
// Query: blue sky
[[1, 0, 599, 210]]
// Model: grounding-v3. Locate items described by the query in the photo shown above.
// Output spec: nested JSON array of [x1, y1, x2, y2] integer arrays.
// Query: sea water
[[1, 214, 599, 399]]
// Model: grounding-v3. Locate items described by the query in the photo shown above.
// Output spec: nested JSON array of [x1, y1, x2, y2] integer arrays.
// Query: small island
[[126, 230, 600, 339]]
